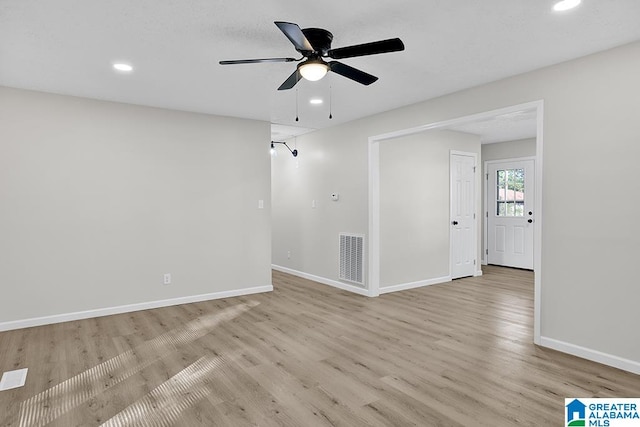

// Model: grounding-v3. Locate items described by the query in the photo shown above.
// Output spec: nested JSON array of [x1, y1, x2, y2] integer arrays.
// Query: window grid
[[496, 168, 525, 217]]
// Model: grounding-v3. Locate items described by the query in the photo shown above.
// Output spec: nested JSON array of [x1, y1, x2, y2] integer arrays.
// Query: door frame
[[368, 100, 544, 345], [483, 156, 536, 267], [450, 150, 479, 279]]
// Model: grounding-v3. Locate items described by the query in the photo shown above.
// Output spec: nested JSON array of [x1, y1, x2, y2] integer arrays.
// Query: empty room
[[1, 1, 640, 426]]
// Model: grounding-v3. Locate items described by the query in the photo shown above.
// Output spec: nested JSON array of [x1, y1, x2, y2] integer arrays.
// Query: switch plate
[[311, 200, 317, 208], [258, 199, 264, 209]]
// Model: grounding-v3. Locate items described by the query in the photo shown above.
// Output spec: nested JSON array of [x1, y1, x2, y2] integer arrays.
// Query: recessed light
[[553, 0, 581, 12], [113, 63, 133, 72], [309, 98, 323, 105]]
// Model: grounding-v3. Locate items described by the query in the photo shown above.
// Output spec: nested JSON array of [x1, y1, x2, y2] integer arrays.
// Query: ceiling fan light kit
[[219, 21, 405, 90], [298, 59, 329, 81]]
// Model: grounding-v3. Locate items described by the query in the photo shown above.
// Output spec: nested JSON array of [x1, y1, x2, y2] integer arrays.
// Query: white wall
[[482, 138, 536, 162], [272, 41, 640, 370], [380, 130, 480, 287], [271, 126, 368, 280], [0, 87, 272, 328], [481, 138, 536, 262]]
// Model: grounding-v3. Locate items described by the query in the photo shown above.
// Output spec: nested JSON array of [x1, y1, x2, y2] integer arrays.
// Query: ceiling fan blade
[[219, 57, 297, 65], [329, 61, 378, 85], [277, 69, 302, 90], [274, 21, 314, 52], [328, 38, 405, 59]]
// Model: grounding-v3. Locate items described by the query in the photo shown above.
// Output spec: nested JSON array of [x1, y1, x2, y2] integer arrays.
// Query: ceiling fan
[[219, 21, 405, 90]]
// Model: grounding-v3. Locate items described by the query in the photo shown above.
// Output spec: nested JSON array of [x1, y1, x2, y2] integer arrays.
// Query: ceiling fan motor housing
[[301, 28, 333, 56]]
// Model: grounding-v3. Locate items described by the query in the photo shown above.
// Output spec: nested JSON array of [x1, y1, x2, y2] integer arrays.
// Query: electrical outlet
[[163, 273, 171, 285], [287, 251, 291, 259]]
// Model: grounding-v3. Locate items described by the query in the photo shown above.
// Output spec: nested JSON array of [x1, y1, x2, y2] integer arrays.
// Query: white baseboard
[[378, 275, 452, 295], [272, 265, 372, 297], [0, 285, 273, 332], [475, 269, 483, 277], [540, 336, 640, 375]]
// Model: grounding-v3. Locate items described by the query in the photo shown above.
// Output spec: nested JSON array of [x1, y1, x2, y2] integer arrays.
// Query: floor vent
[[0, 368, 28, 391], [339, 233, 365, 286]]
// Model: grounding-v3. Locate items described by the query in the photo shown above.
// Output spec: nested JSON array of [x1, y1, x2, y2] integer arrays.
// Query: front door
[[487, 159, 534, 269], [451, 153, 476, 279]]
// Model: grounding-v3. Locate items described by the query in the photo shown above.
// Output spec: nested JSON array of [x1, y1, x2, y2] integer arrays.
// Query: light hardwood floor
[[1, 266, 639, 426]]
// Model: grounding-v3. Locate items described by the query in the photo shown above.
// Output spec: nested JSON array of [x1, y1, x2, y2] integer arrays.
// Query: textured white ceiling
[[445, 109, 538, 144], [2, 0, 639, 133], [270, 124, 315, 142]]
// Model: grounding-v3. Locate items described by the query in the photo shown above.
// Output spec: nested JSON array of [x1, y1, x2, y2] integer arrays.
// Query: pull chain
[[329, 85, 333, 119], [295, 89, 299, 122]]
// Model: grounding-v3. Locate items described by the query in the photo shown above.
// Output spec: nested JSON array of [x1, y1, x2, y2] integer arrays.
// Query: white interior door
[[487, 159, 534, 269], [451, 153, 476, 279]]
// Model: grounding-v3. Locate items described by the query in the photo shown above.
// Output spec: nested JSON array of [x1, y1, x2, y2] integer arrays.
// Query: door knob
[[528, 219, 533, 223], [452, 221, 459, 225]]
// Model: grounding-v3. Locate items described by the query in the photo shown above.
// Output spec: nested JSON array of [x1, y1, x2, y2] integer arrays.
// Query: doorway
[[368, 100, 543, 344]]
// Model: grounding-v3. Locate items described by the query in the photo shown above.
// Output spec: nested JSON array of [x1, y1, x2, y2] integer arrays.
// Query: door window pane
[[497, 170, 506, 201], [506, 202, 515, 216], [496, 168, 525, 217], [497, 201, 506, 216]]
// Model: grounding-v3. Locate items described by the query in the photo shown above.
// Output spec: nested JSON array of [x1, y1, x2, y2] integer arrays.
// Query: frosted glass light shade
[[299, 61, 329, 81]]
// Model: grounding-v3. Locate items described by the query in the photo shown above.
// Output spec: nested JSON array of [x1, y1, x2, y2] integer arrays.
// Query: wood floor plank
[[1, 265, 639, 426]]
